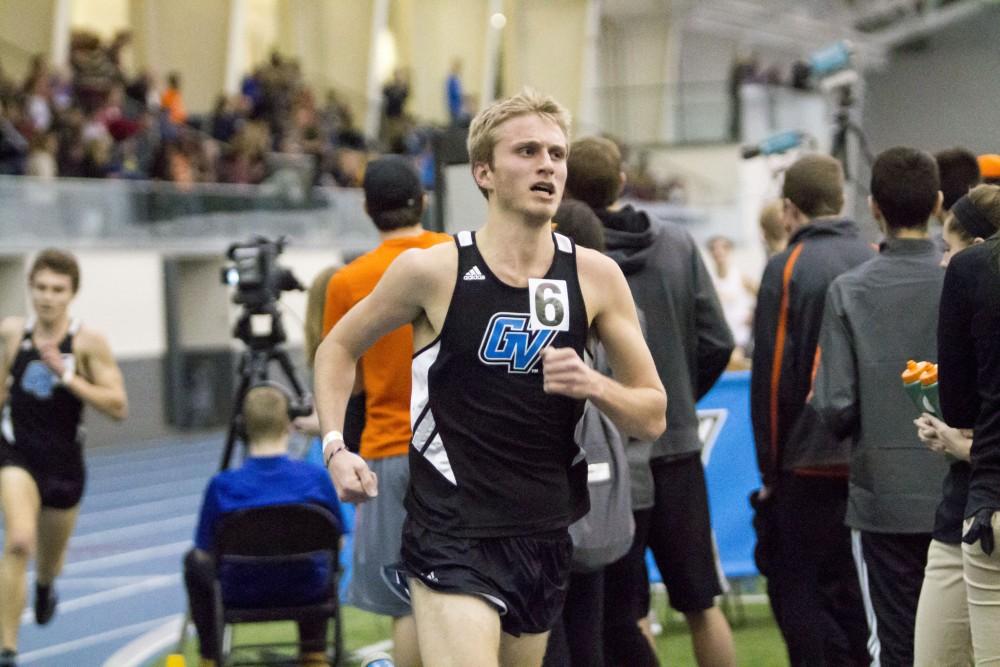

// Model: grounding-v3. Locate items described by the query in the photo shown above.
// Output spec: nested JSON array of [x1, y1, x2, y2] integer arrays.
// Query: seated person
[[183, 384, 344, 667]]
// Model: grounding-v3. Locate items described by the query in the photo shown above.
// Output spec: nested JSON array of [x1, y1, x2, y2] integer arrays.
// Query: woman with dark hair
[[925, 184, 1000, 664]]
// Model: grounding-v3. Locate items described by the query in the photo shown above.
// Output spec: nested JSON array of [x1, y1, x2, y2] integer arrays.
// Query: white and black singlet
[[405, 231, 590, 537]]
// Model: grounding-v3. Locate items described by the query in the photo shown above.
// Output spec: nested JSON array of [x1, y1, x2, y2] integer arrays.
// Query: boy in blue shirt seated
[[183, 385, 343, 667]]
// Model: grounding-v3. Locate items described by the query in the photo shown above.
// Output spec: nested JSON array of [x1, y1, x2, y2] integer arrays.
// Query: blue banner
[[648, 370, 760, 583]]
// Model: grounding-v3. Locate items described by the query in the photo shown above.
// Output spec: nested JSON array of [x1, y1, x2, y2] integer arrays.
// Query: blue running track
[[1, 433, 221, 665]]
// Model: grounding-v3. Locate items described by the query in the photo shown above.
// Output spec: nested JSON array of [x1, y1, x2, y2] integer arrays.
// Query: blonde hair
[[243, 385, 289, 443], [466, 89, 571, 198], [758, 199, 787, 256], [304, 265, 340, 369]]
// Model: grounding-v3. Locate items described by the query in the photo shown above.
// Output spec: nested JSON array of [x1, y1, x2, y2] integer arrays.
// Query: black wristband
[[324, 445, 345, 468]]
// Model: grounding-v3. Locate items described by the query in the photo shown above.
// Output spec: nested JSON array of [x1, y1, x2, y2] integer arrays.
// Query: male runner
[[0, 249, 128, 666], [314, 90, 666, 667]]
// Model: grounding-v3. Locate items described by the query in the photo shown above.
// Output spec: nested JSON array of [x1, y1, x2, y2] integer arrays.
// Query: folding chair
[[211, 503, 343, 667]]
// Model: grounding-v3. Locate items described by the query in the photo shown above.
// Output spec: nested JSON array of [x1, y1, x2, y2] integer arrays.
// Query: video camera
[[791, 40, 859, 94], [221, 235, 304, 350], [221, 236, 304, 310]]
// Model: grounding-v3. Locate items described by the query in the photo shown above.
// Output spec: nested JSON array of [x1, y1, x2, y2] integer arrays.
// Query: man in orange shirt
[[322, 156, 449, 667], [160, 72, 187, 125]]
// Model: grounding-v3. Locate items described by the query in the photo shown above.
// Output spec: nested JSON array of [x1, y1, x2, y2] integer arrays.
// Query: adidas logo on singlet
[[463, 265, 486, 281]]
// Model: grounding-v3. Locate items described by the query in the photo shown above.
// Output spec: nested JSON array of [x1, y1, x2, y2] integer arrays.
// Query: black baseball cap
[[363, 155, 423, 215]]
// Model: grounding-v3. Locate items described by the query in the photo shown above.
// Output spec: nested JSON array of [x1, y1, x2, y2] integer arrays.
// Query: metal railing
[[0, 176, 380, 253]]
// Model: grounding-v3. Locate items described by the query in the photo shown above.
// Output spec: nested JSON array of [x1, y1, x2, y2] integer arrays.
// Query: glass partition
[[0, 176, 380, 253]]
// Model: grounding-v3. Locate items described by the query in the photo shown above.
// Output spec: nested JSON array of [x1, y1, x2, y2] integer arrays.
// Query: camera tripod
[[218, 307, 311, 470], [830, 85, 874, 182]]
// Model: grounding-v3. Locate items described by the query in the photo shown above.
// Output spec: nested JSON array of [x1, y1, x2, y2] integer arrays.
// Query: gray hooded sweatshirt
[[597, 204, 734, 463]]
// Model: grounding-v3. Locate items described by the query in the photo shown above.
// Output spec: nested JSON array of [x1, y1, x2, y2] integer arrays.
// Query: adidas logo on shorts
[[463, 265, 486, 281]]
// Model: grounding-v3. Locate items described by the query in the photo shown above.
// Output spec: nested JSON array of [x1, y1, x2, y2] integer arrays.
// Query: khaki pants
[[963, 514, 1000, 665], [914, 539, 972, 666]]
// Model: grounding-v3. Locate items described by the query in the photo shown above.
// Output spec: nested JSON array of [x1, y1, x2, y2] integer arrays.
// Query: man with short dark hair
[[567, 135, 737, 667], [750, 154, 873, 666], [322, 155, 449, 667], [183, 385, 343, 667], [0, 249, 128, 667], [811, 147, 950, 667], [935, 147, 981, 212]]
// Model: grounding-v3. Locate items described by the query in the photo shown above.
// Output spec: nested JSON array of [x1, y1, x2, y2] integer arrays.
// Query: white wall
[[862, 6, 1000, 153], [74, 250, 166, 359], [0, 258, 29, 319]]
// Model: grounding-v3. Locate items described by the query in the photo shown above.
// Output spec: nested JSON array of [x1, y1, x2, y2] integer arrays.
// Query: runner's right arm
[[314, 248, 435, 502], [0, 317, 23, 408]]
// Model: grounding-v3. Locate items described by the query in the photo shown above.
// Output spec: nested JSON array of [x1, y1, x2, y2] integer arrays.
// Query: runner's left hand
[[541, 347, 599, 400]]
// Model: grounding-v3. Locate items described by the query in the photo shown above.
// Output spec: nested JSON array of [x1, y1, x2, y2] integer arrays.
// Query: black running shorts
[[386, 518, 573, 636], [0, 438, 86, 509]]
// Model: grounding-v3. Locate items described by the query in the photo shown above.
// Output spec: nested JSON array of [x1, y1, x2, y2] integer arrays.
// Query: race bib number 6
[[528, 278, 570, 332]]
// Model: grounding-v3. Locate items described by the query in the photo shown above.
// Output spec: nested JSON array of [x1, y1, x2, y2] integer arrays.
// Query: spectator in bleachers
[[0, 38, 432, 188], [445, 58, 464, 126], [123, 69, 156, 113], [208, 94, 241, 144], [381, 67, 411, 152], [217, 121, 268, 185], [160, 72, 187, 126], [0, 98, 29, 175], [23, 68, 52, 134], [25, 132, 57, 179]]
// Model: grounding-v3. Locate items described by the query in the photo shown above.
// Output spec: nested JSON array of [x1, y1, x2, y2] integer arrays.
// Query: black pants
[[183, 549, 327, 660], [602, 509, 659, 667], [541, 568, 605, 667], [855, 530, 932, 667], [755, 474, 869, 667]]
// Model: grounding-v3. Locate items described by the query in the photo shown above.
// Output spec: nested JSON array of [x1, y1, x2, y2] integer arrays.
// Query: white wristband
[[60, 368, 74, 385], [322, 431, 345, 453]]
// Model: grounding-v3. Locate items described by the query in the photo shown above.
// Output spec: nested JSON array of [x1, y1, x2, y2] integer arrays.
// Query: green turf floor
[[155, 588, 789, 666]]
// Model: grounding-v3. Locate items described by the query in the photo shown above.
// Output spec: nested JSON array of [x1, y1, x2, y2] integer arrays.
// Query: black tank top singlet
[[2, 318, 85, 455], [404, 231, 590, 537]]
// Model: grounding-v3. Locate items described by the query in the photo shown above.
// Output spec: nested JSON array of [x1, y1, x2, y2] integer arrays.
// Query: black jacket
[[598, 205, 734, 460], [938, 240, 1000, 517], [750, 218, 875, 486]]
